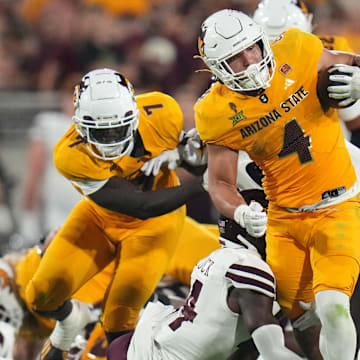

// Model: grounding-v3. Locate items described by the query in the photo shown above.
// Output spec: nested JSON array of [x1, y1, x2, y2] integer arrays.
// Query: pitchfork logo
[[228, 102, 246, 126]]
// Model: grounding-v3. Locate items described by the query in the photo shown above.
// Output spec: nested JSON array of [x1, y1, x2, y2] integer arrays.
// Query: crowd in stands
[[0, 0, 359, 238], [0, 0, 359, 100]]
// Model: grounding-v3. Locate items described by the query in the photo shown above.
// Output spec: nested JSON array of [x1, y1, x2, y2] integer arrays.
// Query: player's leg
[[311, 196, 360, 360], [165, 216, 220, 285], [25, 199, 116, 357], [102, 207, 185, 344], [266, 205, 320, 359], [314, 289, 356, 360], [292, 319, 322, 360]]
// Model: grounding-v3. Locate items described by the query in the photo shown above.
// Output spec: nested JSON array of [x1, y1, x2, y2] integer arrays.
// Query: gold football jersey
[[54, 91, 183, 223], [318, 34, 353, 52], [195, 28, 356, 208]]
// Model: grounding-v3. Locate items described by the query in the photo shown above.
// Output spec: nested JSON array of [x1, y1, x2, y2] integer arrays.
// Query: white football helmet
[[198, 9, 275, 92], [73, 68, 139, 161], [253, 0, 313, 42]]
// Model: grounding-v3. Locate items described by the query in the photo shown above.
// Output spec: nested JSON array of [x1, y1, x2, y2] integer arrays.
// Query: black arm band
[[89, 177, 205, 220], [180, 161, 207, 176]]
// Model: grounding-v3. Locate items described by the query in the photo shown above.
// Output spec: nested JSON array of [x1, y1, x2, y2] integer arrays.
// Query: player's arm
[[317, 47, 360, 71], [228, 289, 303, 360], [207, 144, 245, 217], [89, 176, 205, 220], [207, 144, 267, 238]]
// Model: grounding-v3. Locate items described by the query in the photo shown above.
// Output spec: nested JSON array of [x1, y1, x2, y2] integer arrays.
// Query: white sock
[[50, 299, 91, 351], [315, 290, 357, 360]]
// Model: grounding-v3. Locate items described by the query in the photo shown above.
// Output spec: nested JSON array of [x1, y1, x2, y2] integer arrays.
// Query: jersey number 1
[[278, 119, 313, 164]]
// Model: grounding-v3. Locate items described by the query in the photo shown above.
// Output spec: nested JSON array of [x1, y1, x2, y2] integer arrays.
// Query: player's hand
[[234, 201, 267, 238], [292, 301, 320, 332], [141, 149, 181, 176], [181, 128, 208, 167], [328, 64, 360, 107]]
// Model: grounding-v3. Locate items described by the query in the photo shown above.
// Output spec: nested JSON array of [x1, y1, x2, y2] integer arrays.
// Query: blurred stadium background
[[0, 0, 359, 250]]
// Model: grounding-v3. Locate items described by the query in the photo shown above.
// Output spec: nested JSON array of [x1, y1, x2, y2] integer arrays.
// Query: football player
[[253, 1, 360, 357], [195, 9, 360, 360], [24, 68, 212, 360], [74, 217, 221, 360], [253, 0, 360, 147]]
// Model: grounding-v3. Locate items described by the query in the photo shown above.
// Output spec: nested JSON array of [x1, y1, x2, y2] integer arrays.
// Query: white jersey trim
[[282, 179, 360, 212], [225, 262, 275, 298], [71, 178, 109, 195]]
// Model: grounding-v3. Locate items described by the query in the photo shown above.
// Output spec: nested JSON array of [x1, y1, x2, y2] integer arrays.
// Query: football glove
[[328, 64, 360, 107], [292, 301, 320, 332], [140, 149, 181, 176], [234, 201, 267, 238], [181, 128, 208, 167]]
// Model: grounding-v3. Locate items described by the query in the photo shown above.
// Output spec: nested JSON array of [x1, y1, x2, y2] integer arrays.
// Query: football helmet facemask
[[73, 68, 139, 161], [198, 9, 275, 92], [253, 0, 313, 42]]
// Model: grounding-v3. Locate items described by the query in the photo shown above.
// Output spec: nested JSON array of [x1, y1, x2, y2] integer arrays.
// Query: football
[[317, 66, 340, 109], [316, 66, 354, 110]]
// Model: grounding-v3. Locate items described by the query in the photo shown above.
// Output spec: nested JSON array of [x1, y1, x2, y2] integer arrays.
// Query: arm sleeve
[[252, 324, 303, 360], [89, 176, 205, 219], [71, 178, 110, 195]]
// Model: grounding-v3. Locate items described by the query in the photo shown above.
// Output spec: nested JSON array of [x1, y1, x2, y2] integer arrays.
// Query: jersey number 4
[[278, 119, 313, 165], [169, 280, 203, 331]]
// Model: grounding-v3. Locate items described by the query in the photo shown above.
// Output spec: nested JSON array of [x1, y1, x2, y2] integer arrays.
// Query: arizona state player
[[253, 0, 360, 146], [195, 9, 360, 360], [24, 68, 210, 360]]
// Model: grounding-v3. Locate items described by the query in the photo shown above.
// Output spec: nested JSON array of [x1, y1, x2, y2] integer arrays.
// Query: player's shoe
[[41, 299, 92, 359]]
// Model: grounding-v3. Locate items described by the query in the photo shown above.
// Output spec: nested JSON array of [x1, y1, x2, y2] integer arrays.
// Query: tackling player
[[24, 68, 210, 360]]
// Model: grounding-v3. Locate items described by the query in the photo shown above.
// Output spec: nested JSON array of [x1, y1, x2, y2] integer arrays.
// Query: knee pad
[[315, 289, 351, 325]]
